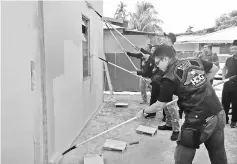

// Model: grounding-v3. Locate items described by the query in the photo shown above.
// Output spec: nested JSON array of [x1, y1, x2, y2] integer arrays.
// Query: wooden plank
[[136, 125, 157, 136], [101, 53, 113, 95], [84, 154, 104, 164], [103, 139, 127, 152], [115, 102, 128, 107]]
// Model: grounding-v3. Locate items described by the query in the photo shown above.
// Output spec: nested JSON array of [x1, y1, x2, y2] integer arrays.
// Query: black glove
[[137, 70, 143, 76]]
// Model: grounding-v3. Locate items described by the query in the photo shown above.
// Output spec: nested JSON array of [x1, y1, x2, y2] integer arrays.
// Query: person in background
[[161, 33, 177, 121], [163, 32, 177, 53], [222, 40, 237, 128], [142, 45, 163, 119], [197, 44, 219, 84], [126, 44, 152, 104]]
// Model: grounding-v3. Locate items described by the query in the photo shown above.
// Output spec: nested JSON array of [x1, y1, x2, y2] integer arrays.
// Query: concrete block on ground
[[136, 125, 157, 136], [103, 139, 127, 152], [84, 154, 104, 164]]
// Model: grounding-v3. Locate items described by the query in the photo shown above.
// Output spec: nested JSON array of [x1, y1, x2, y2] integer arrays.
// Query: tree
[[215, 10, 237, 31], [114, 1, 127, 20], [128, 1, 163, 33]]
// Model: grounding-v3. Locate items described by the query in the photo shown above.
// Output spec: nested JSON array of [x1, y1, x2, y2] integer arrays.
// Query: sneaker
[[145, 113, 156, 119], [230, 122, 237, 128], [170, 131, 179, 141], [158, 124, 172, 131]]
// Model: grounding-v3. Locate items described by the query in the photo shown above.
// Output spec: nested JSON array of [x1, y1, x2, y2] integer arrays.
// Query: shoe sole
[[158, 128, 172, 131], [170, 138, 178, 141], [145, 116, 156, 119]]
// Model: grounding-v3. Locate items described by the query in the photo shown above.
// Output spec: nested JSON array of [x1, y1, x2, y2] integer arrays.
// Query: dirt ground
[[61, 91, 237, 164]]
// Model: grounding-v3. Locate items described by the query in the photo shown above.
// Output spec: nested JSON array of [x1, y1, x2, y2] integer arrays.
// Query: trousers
[[174, 110, 228, 164], [140, 78, 147, 102], [164, 96, 180, 132], [222, 81, 237, 122]]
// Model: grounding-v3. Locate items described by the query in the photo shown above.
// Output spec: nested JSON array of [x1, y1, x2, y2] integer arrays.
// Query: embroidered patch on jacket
[[174, 60, 191, 82], [184, 69, 206, 87], [174, 59, 206, 87]]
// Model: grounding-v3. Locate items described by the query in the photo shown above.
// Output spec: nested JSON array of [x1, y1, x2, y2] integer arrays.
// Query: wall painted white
[[42, 0, 104, 157], [1, 2, 39, 164], [1, 1, 104, 163]]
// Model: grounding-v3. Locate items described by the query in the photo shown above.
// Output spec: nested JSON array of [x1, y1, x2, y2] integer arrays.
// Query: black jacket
[[126, 48, 151, 69], [136, 56, 155, 78], [151, 66, 165, 85]]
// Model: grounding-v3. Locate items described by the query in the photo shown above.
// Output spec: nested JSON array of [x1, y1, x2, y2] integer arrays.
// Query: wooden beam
[[102, 53, 113, 95]]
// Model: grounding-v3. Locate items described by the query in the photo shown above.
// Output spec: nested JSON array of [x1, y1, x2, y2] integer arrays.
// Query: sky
[[103, 0, 237, 33]]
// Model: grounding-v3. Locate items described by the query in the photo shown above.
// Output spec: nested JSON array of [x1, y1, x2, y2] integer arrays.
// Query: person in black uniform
[[162, 32, 184, 120], [142, 45, 165, 119], [126, 44, 152, 104], [130, 45, 160, 118], [137, 44, 227, 164], [222, 40, 237, 128]]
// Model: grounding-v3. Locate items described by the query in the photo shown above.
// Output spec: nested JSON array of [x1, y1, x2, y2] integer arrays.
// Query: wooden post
[[102, 53, 113, 95]]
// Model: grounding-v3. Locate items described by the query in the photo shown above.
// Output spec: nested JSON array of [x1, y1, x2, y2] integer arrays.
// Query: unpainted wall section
[[43, 1, 104, 156]]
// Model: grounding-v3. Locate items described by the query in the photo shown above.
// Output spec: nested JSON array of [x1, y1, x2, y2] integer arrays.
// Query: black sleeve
[[201, 59, 213, 73], [126, 52, 143, 59], [140, 48, 151, 55], [157, 79, 177, 103], [137, 63, 151, 77], [137, 70, 145, 76], [225, 57, 231, 67]]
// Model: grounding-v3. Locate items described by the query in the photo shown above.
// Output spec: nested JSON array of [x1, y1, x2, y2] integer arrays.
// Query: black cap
[[232, 40, 237, 46], [164, 32, 176, 43]]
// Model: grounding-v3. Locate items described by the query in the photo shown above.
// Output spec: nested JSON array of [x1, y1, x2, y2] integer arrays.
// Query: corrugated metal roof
[[188, 26, 237, 43], [175, 35, 203, 44]]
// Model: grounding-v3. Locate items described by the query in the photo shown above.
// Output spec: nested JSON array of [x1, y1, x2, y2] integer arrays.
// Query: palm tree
[[128, 1, 163, 33], [114, 1, 127, 20]]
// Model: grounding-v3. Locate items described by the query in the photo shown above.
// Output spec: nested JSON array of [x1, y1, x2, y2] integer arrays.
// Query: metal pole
[[96, 56, 148, 82], [104, 22, 137, 70], [85, 0, 147, 56]]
